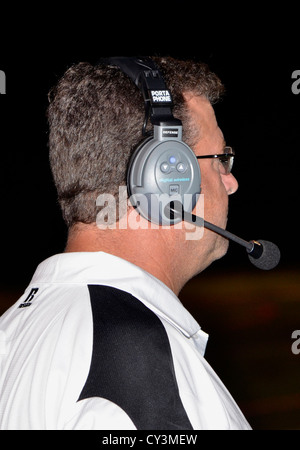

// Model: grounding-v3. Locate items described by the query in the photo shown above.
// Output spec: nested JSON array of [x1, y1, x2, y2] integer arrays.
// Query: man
[[0, 56, 250, 429]]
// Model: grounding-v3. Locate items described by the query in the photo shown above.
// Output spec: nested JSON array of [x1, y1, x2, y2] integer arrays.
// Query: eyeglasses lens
[[220, 148, 234, 174]]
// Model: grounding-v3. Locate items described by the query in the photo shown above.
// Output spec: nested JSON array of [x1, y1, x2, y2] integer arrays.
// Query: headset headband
[[101, 57, 181, 134]]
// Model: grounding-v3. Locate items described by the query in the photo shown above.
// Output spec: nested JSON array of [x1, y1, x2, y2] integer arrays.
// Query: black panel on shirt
[[78, 285, 193, 430]]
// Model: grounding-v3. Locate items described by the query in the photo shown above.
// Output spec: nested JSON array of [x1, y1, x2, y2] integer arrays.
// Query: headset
[[99, 57, 281, 270], [100, 57, 201, 226]]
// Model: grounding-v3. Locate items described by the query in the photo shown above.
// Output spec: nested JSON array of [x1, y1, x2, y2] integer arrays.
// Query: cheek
[[201, 172, 228, 221]]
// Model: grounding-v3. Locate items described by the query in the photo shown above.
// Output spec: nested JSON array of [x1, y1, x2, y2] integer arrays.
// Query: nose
[[221, 173, 239, 195]]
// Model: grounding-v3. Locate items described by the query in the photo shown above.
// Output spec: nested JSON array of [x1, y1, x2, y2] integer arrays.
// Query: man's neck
[[65, 222, 186, 296]]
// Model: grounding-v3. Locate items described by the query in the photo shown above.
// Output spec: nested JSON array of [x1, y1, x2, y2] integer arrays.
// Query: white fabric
[[0, 251, 251, 430]]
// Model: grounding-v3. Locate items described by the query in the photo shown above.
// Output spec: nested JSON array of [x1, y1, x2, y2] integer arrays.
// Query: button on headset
[[169, 184, 180, 195], [160, 162, 170, 173], [176, 162, 187, 173]]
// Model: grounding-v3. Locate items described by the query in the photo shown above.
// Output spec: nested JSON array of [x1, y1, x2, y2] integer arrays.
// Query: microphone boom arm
[[167, 205, 280, 269], [180, 210, 254, 251]]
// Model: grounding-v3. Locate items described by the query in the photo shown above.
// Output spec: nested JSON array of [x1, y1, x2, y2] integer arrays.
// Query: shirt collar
[[31, 251, 208, 354]]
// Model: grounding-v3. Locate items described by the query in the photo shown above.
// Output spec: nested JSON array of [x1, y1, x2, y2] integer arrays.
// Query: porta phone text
[[101, 434, 197, 447]]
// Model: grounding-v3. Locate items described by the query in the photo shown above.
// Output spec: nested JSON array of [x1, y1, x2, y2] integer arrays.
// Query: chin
[[195, 236, 229, 276], [210, 234, 229, 264]]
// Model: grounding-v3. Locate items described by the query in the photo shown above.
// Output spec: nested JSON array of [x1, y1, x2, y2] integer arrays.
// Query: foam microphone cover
[[248, 240, 281, 270]]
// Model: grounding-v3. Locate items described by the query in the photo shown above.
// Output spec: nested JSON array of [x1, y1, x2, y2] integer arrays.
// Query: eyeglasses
[[196, 146, 235, 175]]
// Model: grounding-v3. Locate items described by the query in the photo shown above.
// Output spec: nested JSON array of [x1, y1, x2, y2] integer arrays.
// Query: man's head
[[47, 56, 224, 227], [47, 56, 238, 293]]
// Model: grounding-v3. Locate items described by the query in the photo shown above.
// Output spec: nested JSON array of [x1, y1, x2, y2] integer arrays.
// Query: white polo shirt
[[0, 252, 251, 430]]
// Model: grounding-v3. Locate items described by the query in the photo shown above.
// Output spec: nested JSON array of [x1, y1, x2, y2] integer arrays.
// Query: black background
[[0, 7, 299, 429], [0, 16, 299, 283]]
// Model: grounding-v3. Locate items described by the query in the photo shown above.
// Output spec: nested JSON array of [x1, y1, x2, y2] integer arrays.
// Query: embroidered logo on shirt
[[18, 288, 39, 308]]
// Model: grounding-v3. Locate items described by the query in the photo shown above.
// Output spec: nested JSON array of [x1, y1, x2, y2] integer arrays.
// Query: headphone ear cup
[[127, 136, 201, 226], [127, 135, 153, 200]]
